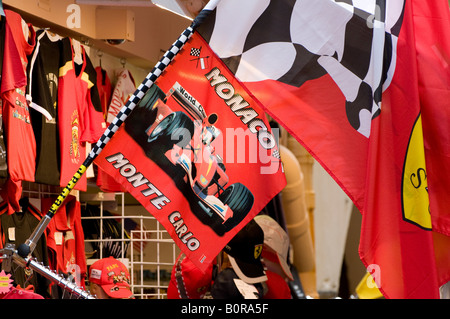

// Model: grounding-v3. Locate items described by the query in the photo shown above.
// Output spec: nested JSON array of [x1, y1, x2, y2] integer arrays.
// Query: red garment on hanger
[[1, 10, 36, 189], [57, 38, 105, 191], [41, 195, 87, 288]]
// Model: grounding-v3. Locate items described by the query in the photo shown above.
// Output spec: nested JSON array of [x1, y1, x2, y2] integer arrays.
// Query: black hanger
[[18, 197, 29, 213]]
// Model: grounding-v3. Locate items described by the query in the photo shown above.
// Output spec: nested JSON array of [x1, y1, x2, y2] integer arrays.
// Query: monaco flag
[[94, 35, 286, 272], [195, 0, 450, 298]]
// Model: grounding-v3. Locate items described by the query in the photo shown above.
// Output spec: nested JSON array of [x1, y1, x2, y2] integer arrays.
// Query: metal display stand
[[130, 222, 179, 299], [81, 191, 179, 299], [0, 244, 95, 299]]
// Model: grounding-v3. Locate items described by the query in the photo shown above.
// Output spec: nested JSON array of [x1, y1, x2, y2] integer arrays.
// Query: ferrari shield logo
[[254, 244, 263, 260], [401, 114, 431, 230]]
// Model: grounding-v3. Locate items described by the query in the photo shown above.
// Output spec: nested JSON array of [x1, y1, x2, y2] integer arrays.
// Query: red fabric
[[360, 0, 450, 299], [41, 195, 87, 288], [94, 34, 286, 273], [263, 270, 291, 299], [58, 38, 105, 191], [359, 0, 450, 299], [0, 179, 22, 215], [196, 0, 450, 298], [247, 1, 449, 298], [0, 286, 44, 299], [167, 253, 213, 299], [0, 10, 34, 93], [415, 1, 450, 237], [1, 10, 36, 184]]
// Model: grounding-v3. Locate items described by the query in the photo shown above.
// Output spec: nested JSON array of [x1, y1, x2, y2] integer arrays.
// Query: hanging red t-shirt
[[0, 10, 36, 214], [58, 38, 105, 191], [1, 10, 36, 183], [41, 195, 87, 288]]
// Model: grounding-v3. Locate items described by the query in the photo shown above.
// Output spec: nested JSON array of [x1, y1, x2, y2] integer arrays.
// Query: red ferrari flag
[[94, 35, 286, 272], [195, 0, 450, 298]]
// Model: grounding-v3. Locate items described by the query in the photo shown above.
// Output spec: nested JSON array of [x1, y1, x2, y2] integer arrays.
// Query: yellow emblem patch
[[254, 244, 263, 259], [402, 114, 431, 230]]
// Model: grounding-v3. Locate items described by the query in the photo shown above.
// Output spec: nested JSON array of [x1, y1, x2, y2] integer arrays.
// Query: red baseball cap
[[89, 256, 133, 299], [167, 253, 213, 299]]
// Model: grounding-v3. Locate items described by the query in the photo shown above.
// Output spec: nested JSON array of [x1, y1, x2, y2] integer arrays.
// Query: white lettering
[[105, 153, 170, 209], [66, 4, 81, 29], [205, 67, 274, 152], [181, 303, 215, 316], [168, 212, 200, 251]]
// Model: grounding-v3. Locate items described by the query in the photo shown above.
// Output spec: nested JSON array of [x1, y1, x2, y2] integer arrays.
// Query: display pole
[[16, 0, 221, 259], [12, 254, 96, 299]]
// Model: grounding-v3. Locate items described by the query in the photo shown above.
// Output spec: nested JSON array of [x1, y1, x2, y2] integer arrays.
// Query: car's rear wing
[[168, 82, 207, 121]]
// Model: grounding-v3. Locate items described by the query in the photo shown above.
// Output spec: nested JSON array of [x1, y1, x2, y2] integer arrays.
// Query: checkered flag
[[190, 46, 209, 70], [272, 149, 280, 160], [198, 0, 405, 138], [190, 47, 201, 57]]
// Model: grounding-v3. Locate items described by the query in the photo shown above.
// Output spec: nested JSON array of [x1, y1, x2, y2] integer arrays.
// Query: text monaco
[[205, 67, 276, 151]]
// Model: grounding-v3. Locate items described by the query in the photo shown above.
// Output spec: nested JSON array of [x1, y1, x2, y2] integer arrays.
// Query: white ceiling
[[73, 0, 203, 68], [4, 0, 196, 69]]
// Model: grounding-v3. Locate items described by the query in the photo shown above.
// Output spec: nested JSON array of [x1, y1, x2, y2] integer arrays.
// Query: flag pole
[[16, 0, 221, 259]]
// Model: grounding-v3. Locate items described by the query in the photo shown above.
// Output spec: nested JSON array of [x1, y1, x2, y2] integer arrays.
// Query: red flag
[[94, 35, 286, 272], [196, 0, 450, 298]]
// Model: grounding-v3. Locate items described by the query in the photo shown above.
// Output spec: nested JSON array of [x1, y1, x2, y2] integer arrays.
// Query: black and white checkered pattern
[[84, 26, 196, 166], [190, 47, 201, 57], [198, 0, 405, 138]]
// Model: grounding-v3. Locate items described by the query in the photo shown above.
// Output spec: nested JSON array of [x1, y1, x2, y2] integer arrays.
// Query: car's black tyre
[[218, 183, 254, 232], [146, 111, 194, 156]]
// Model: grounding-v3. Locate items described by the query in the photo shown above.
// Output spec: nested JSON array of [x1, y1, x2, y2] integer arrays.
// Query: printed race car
[[129, 82, 254, 236]]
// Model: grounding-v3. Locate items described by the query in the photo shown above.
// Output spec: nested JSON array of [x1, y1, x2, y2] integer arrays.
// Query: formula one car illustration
[[125, 82, 254, 235]]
